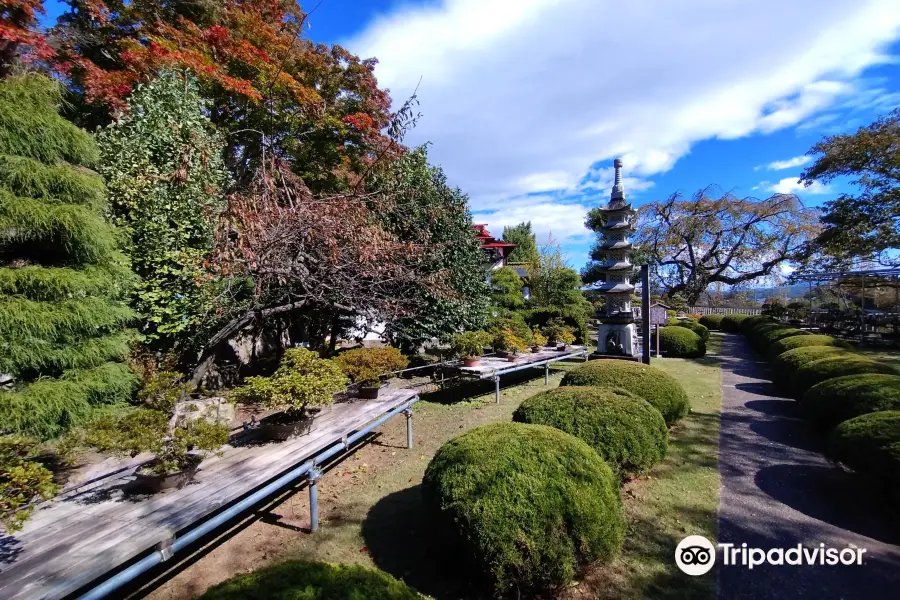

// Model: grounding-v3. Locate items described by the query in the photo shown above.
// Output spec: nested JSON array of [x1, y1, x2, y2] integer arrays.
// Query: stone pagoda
[[595, 159, 637, 356]]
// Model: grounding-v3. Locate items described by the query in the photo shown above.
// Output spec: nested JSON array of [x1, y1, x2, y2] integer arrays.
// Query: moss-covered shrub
[[196, 560, 423, 600], [669, 319, 710, 342], [513, 386, 668, 476], [741, 315, 774, 334], [827, 411, 900, 496], [770, 346, 854, 383], [768, 334, 851, 359], [793, 356, 898, 399], [756, 327, 810, 348], [801, 375, 900, 430], [699, 314, 724, 330], [562, 360, 690, 425], [422, 423, 625, 595], [653, 326, 706, 358], [721, 313, 750, 333]]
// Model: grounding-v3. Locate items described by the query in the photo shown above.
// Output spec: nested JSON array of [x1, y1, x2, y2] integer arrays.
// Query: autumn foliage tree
[[612, 187, 819, 305], [800, 108, 900, 267], [0, 0, 53, 76], [51, 0, 395, 190]]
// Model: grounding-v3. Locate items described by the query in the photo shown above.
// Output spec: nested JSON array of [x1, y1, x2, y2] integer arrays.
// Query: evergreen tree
[[0, 74, 136, 439], [502, 221, 539, 265], [491, 266, 525, 310], [97, 70, 229, 354]]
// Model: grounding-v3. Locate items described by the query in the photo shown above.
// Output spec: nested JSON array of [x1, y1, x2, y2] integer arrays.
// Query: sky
[[41, 0, 900, 272]]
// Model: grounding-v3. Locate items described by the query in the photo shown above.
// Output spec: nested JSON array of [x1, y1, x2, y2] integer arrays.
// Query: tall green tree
[[0, 74, 136, 439], [528, 241, 586, 309], [96, 69, 230, 354], [368, 145, 490, 347], [800, 109, 900, 267], [502, 221, 539, 264], [490, 266, 525, 310]]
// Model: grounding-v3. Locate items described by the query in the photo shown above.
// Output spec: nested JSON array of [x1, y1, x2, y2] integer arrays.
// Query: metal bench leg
[[494, 375, 501, 403], [309, 466, 322, 532], [404, 407, 413, 449], [545, 362, 550, 385]]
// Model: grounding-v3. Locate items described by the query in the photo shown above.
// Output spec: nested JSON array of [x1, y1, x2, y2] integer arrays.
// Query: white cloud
[[761, 156, 814, 171], [347, 0, 900, 261], [765, 177, 832, 195]]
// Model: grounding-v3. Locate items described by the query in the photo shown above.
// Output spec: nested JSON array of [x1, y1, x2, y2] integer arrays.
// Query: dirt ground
[[139, 366, 576, 600]]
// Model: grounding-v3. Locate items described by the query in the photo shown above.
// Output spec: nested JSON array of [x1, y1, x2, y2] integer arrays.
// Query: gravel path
[[716, 334, 900, 600]]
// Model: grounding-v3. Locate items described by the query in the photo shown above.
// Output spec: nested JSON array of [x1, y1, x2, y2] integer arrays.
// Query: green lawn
[[172, 346, 723, 600]]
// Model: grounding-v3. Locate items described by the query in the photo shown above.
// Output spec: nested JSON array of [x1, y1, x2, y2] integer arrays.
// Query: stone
[[169, 397, 235, 429]]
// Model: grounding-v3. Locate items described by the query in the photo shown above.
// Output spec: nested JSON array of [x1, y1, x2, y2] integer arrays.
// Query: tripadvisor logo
[[675, 536, 868, 576]]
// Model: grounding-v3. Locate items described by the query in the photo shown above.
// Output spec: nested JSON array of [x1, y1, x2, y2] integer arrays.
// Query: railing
[[686, 306, 762, 316]]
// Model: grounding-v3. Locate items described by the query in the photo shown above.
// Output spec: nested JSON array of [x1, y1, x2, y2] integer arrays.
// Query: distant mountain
[[744, 284, 809, 301]]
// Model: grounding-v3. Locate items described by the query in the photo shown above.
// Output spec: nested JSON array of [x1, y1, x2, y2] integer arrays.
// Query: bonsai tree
[[450, 330, 492, 360], [1, 436, 57, 532], [233, 348, 348, 423], [492, 328, 529, 355], [84, 408, 228, 477], [531, 330, 548, 349], [335, 347, 409, 388], [542, 318, 576, 345]]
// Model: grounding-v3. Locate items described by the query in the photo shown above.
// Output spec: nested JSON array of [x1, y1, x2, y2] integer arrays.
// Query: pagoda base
[[596, 323, 637, 356]]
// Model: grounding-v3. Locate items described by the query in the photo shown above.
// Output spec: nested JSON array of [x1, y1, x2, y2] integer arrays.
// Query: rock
[[170, 397, 235, 429]]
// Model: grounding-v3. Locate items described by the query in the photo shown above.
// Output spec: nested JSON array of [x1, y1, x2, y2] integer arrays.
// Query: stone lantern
[[595, 159, 637, 356]]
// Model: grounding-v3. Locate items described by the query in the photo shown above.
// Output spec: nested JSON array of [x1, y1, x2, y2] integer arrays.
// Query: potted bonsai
[[492, 328, 529, 362], [542, 319, 577, 351], [336, 346, 409, 399], [530, 331, 548, 353], [84, 408, 229, 493], [234, 348, 348, 441], [450, 331, 492, 367]]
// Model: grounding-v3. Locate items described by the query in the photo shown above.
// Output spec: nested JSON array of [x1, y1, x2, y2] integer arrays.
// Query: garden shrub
[[668, 319, 710, 342], [699, 314, 724, 330], [0, 435, 57, 532], [561, 360, 690, 425], [513, 386, 667, 476], [768, 334, 851, 359], [196, 560, 423, 600], [827, 411, 900, 496], [801, 375, 900, 430], [792, 356, 899, 399], [422, 423, 625, 596], [741, 315, 774, 332], [653, 326, 706, 358], [756, 327, 810, 349], [770, 346, 854, 383], [487, 313, 533, 345], [449, 330, 492, 358], [335, 347, 409, 386], [720, 314, 750, 333]]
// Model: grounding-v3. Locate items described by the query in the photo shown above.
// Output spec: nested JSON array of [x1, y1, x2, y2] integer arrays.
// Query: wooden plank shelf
[[0, 389, 419, 600]]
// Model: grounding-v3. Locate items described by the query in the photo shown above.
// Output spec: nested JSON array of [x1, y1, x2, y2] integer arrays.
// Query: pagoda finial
[[611, 158, 625, 201]]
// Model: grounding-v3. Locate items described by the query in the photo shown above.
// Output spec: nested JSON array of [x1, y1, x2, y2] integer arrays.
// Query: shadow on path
[[716, 334, 900, 600]]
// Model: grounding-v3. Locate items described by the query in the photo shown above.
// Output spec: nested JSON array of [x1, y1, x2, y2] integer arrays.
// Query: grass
[[151, 348, 723, 600], [570, 334, 722, 600], [856, 347, 900, 371]]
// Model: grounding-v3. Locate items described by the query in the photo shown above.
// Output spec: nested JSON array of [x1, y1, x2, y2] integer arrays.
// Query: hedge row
[[423, 358, 692, 596], [653, 326, 706, 358], [735, 317, 900, 501], [668, 319, 710, 342], [699, 314, 725, 330]]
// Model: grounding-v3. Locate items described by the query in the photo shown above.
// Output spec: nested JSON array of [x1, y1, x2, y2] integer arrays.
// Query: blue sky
[[42, 1, 900, 272]]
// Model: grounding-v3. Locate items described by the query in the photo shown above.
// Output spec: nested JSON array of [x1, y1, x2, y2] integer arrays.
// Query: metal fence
[[686, 306, 762, 316]]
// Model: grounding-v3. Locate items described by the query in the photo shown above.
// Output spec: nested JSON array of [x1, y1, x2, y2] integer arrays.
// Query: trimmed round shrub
[[196, 560, 423, 600], [801, 374, 900, 430], [741, 315, 774, 333], [768, 334, 851, 359], [423, 423, 625, 595], [699, 314, 724, 330], [653, 326, 706, 358], [513, 386, 668, 476], [757, 327, 810, 347], [562, 360, 690, 425], [721, 314, 750, 333], [770, 346, 854, 383], [793, 356, 899, 399], [827, 411, 900, 495], [669, 319, 710, 342]]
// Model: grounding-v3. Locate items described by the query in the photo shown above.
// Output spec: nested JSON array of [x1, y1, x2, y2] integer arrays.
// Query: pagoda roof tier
[[600, 240, 633, 250], [598, 261, 634, 271], [601, 221, 635, 231], [596, 203, 635, 214], [597, 282, 635, 293]]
